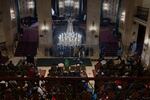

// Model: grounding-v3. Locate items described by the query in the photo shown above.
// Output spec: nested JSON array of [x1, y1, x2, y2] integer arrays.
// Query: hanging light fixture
[[57, 18, 82, 47]]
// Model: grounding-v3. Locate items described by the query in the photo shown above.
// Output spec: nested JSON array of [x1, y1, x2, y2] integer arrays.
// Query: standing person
[[131, 41, 137, 55], [117, 47, 123, 60], [100, 45, 105, 59], [7, 61, 15, 70]]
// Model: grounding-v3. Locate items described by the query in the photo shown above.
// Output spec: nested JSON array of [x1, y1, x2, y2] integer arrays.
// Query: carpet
[[36, 58, 92, 67]]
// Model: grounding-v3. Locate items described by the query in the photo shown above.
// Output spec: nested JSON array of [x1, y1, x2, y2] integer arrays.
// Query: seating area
[[95, 55, 149, 77], [0, 51, 150, 99]]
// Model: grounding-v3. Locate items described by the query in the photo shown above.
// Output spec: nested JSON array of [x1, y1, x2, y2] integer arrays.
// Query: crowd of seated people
[[95, 55, 148, 77], [0, 57, 93, 100], [0, 54, 38, 78], [0, 76, 95, 100], [0, 51, 9, 64], [0, 54, 96, 99], [95, 79, 150, 99], [94, 54, 150, 99], [47, 64, 86, 77]]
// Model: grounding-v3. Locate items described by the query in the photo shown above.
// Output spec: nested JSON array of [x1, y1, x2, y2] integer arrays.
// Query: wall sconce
[[144, 35, 150, 51], [41, 21, 49, 34], [59, 1, 64, 8], [144, 35, 150, 45], [89, 21, 97, 33], [10, 8, 16, 20], [74, 1, 79, 9], [120, 11, 126, 22], [51, 8, 55, 16], [27, 1, 35, 9], [103, 3, 109, 11]]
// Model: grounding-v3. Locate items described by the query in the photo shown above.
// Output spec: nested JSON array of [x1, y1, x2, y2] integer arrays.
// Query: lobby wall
[[143, 0, 150, 8]]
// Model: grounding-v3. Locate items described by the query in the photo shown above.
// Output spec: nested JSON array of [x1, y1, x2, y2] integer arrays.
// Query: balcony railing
[[135, 6, 149, 21]]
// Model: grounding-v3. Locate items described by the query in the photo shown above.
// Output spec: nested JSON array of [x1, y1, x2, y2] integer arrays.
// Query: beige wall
[[19, 0, 35, 18], [0, 0, 17, 56], [0, 22, 6, 43], [86, 0, 100, 58], [143, 0, 150, 8], [0, 1, 6, 43], [36, 0, 52, 56]]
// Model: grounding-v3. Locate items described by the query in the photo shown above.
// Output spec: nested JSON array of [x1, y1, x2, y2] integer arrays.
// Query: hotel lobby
[[0, 0, 150, 99]]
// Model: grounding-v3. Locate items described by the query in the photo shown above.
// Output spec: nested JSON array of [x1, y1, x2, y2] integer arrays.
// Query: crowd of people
[[94, 54, 150, 99], [0, 57, 38, 78], [95, 54, 149, 77], [1, 49, 150, 99]]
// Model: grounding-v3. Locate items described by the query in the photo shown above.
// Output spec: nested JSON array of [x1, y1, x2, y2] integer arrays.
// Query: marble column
[[86, 0, 100, 59], [36, 0, 52, 56], [1, 0, 17, 57], [121, 0, 136, 55], [141, 9, 150, 69]]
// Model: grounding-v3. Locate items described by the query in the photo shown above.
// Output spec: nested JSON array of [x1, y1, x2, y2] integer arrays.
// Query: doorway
[[136, 24, 146, 55]]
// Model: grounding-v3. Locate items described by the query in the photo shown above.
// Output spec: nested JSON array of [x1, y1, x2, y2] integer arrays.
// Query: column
[[121, 0, 136, 55], [0, 0, 6, 44], [1, 0, 17, 57], [142, 9, 150, 69], [86, 0, 100, 58], [36, 0, 52, 56]]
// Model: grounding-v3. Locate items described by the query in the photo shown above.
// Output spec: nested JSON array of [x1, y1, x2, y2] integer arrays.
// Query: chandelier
[[57, 18, 82, 47]]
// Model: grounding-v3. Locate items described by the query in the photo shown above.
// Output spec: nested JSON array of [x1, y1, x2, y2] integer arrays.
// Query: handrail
[[0, 76, 150, 81]]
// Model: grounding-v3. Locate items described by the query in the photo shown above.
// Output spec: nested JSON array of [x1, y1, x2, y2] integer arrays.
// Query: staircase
[[15, 41, 38, 57], [14, 41, 24, 57], [102, 42, 119, 57]]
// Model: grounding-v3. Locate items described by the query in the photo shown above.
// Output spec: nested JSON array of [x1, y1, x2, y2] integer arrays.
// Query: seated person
[[26, 55, 34, 64], [0, 51, 9, 64], [7, 61, 15, 70]]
